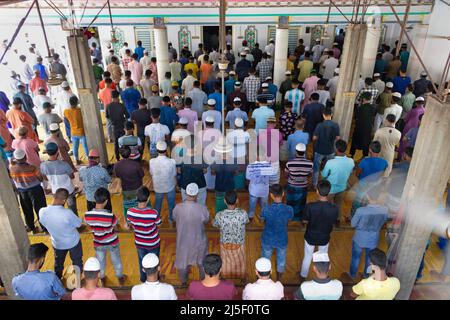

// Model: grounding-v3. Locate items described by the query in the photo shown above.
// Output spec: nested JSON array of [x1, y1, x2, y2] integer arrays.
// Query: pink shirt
[[128, 60, 143, 86], [177, 108, 198, 133], [72, 287, 117, 300], [302, 75, 319, 102], [11, 138, 41, 168]]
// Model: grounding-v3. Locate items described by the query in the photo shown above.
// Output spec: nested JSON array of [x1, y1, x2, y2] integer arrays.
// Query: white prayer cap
[[49, 123, 60, 131], [142, 253, 159, 268], [234, 117, 244, 128], [373, 73, 381, 77], [261, 83, 269, 88], [386, 82, 394, 88], [392, 92, 402, 98], [266, 51, 272, 56], [186, 183, 199, 196], [61, 81, 69, 88], [285, 70, 292, 75], [244, 47, 250, 51], [84, 257, 101, 271], [334, 68, 340, 74], [156, 141, 167, 151], [269, 38, 274, 42], [144, 49, 148, 54], [295, 143, 306, 152], [178, 117, 188, 125], [420, 71, 427, 77], [315, 38, 321, 42], [229, 70, 236, 75], [205, 116, 215, 123], [415, 96, 425, 102], [255, 257, 272, 272], [265, 76, 272, 80], [207, 98, 216, 106], [233, 97, 242, 103], [13, 149, 26, 160], [240, 52, 247, 56], [313, 252, 330, 263]]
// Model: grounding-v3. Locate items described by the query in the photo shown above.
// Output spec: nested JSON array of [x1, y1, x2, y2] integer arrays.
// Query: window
[[267, 26, 301, 55], [134, 26, 154, 51]]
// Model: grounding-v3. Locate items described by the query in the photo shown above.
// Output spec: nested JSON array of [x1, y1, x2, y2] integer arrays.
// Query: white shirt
[[243, 279, 284, 300], [131, 281, 177, 300], [227, 129, 250, 159], [55, 90, 75, 118], [33, 94, 51, 114], [140, 56, 152, 71], [144, 123, 170, 144], [299, 279, 343, 300], [119, 46, 129, 59], [21, 61, 34, 84], [140, 78, 156, 100], [264, 44, 275, 58], [322, 57, 339, 80], [311, 44, 324, 63], [149, 155, 177, 193], [384, 103, 403, 123], [181, 75, 196, 94], [326, 76, 339, 100]]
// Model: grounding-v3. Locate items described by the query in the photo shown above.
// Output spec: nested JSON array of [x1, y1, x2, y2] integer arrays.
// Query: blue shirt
[[0, 136, 6, 160], [12, 270, 66, 300], [225, 78, 236, 96], [287, 130, 309, 160], [39, 205, 82, 250], [374, 59, 386, 75], [134, 46, 145, 61], [251, 106, 275, 133], [268, 83, 278, 98], [392, 76, 411, 95], [79, 165, 112, 202], [160, 105, 179, 133], [261, 202, 294, 248], [358, 157, 388, 181], [208, 92, 223, 112], [120, 88, 141, 115], [352, 204, 388, 248], [225, 108, 248, 129], [321, 156, 355, 194]]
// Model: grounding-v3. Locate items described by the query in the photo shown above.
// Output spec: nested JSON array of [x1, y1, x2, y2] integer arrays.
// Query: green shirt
[[376, 92, 392, 115], [93, 65, 104, 82], [401, 92, 416, 117]]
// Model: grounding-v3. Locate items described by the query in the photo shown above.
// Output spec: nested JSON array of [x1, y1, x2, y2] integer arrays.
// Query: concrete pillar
[[406, 23, 429, 81], [0, 160, 30, 296], [67, 32, 108, 165], [333, 23, 367, 141], [360, 25, 381, 79], [273, 24, 289, 102], [392, 95, 450, 299], [154, 21, 170, 86]]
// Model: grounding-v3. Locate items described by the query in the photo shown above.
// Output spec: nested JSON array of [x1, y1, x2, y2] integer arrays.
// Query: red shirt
[[187, 280, 237, 300], [98, 80, 116, 90]]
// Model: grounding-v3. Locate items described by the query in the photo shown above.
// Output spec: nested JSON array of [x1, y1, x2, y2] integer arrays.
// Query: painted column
[[333, 23, 368, 141], [406, 23, 429, 81], [67, 32, 108, 165], [154, 17, 170, 86], [0, 160, 29, 297], [360, 25, 381, 79], [273, 17, 289, 102], [392, 95, 450, 299]]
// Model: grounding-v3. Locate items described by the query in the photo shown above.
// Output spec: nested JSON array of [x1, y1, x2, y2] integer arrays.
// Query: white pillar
[[360, 25, 381, 79], [407, 24, 429, 81], [154, 26, 170, 86], [273, 27, 289, 102]]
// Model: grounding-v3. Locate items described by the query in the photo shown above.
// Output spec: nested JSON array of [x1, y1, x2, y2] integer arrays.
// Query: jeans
[[137, 246, 160, 282], [64, 118, 71, 141], [312, 152, 334, 186], [181, 187, 207, 205], [154, 188, 176, 222], [261, 243, 287, 273], [248, 195, 268, 218], [113, 128, 125, 161], [300, 240, 329, 278], [349, 241, 374, 278], [286, 185, 308, 220], [18, 185, 47, 231], [54, 240, 83, 279], [122, 189, 138, 220], [67, 192, 78, 216], [72, 135, 89, 161], [106, 118, 113, 141], [95, 244, 123, 279]]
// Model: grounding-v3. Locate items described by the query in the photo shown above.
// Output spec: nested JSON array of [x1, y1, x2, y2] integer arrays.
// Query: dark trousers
[[113, 128, 125, 161], [138, 133, 146, 160], [18, 185, 47, 231], [63, 118, 71, 141], [54, 240, 83, 279], [350, 144, 369, 158], [86, 198, 112, 212], [137, 246, 160, 282]]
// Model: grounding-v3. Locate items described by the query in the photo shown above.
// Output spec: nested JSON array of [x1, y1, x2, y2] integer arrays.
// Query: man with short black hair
[[12, 243, 66, 300], [295, 252, 343, 300], [251, 96, 275, 134], [121, 79, 141, 115], [242, 67, 260, 110], [352, 248, 400, 300], [64, 96, 88, 165], [160, 95, 179, 134], [285, 79, 305, 115], [351, 92, 376, 157], [131, 253, 177, 300], [131, 98, 152, 155], [356, 77, 379, 105], [302, 92, 324, 138], [186, 254, 237, 300], [106, 90, 129, 161], [243, 257, 284, 300]]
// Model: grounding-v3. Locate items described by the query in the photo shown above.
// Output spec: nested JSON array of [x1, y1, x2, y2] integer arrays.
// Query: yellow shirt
[[286, 60, 294, 73], [352, 276, 400, 300], [297, 60, 314, 83], [64, 107, 85, 136], [184, 63, 199, 79]]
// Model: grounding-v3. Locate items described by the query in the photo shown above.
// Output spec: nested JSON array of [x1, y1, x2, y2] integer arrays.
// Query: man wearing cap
[[132, 253, 177, 300], [257, 82, 276, 107], [374, 82, 393, 131], [12, 243, 66, 300], [148, 84, 162, 110], [295, 252, 343, 300], [7, 98, 39, 143], [171, 117, 191, 159], [38, 102, 62, 137], [322, 50, 339, 81], [150, 141, 177, 223], [383, 92, 403, 124], [224, 71, 237, 99], [39, 188, 83, 279], [242, 68, 260, 111], [285, 79, 305, 115], [285, 142, 313, 220], [173, 182, 210, 284], [10, 148, 47, 233], [373, 73, 385, 98], [227, 81, 248, 113], [201, 99, 222, 130], [251, 95, 275, 134], [279, 71, 293, 105], [72, 257, 117, 300], [374, 114, 401, 177], [12, 126, 41, 168], [264, 39, 275, 59], [225, 97, 248, 129], [256, 52, 272, 83], [413, 71, 431, 97], [44, 123, 75, 170], [350, 92, 376, 158], [33, 87, 52, 114], [243, 257, 284, 300], [236, 52, 252, 82]]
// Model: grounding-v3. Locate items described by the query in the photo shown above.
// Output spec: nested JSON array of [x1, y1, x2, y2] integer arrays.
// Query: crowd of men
[[1, 32, 448, 301]]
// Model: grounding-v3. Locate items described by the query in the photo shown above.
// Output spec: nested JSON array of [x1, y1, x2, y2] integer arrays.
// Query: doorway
[[202, 26, 232, 51]]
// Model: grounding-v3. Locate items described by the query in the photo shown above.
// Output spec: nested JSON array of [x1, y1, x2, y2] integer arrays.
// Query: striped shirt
[[127, 207, 162, 250], [84, 209, 119, 247], [285, 156, 313, 187], [10, 163, 41, 190], [285, 89, 305, 114]]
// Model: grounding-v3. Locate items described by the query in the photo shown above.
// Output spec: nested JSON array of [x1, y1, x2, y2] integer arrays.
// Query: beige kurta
[[374, 126, 401, 177]]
